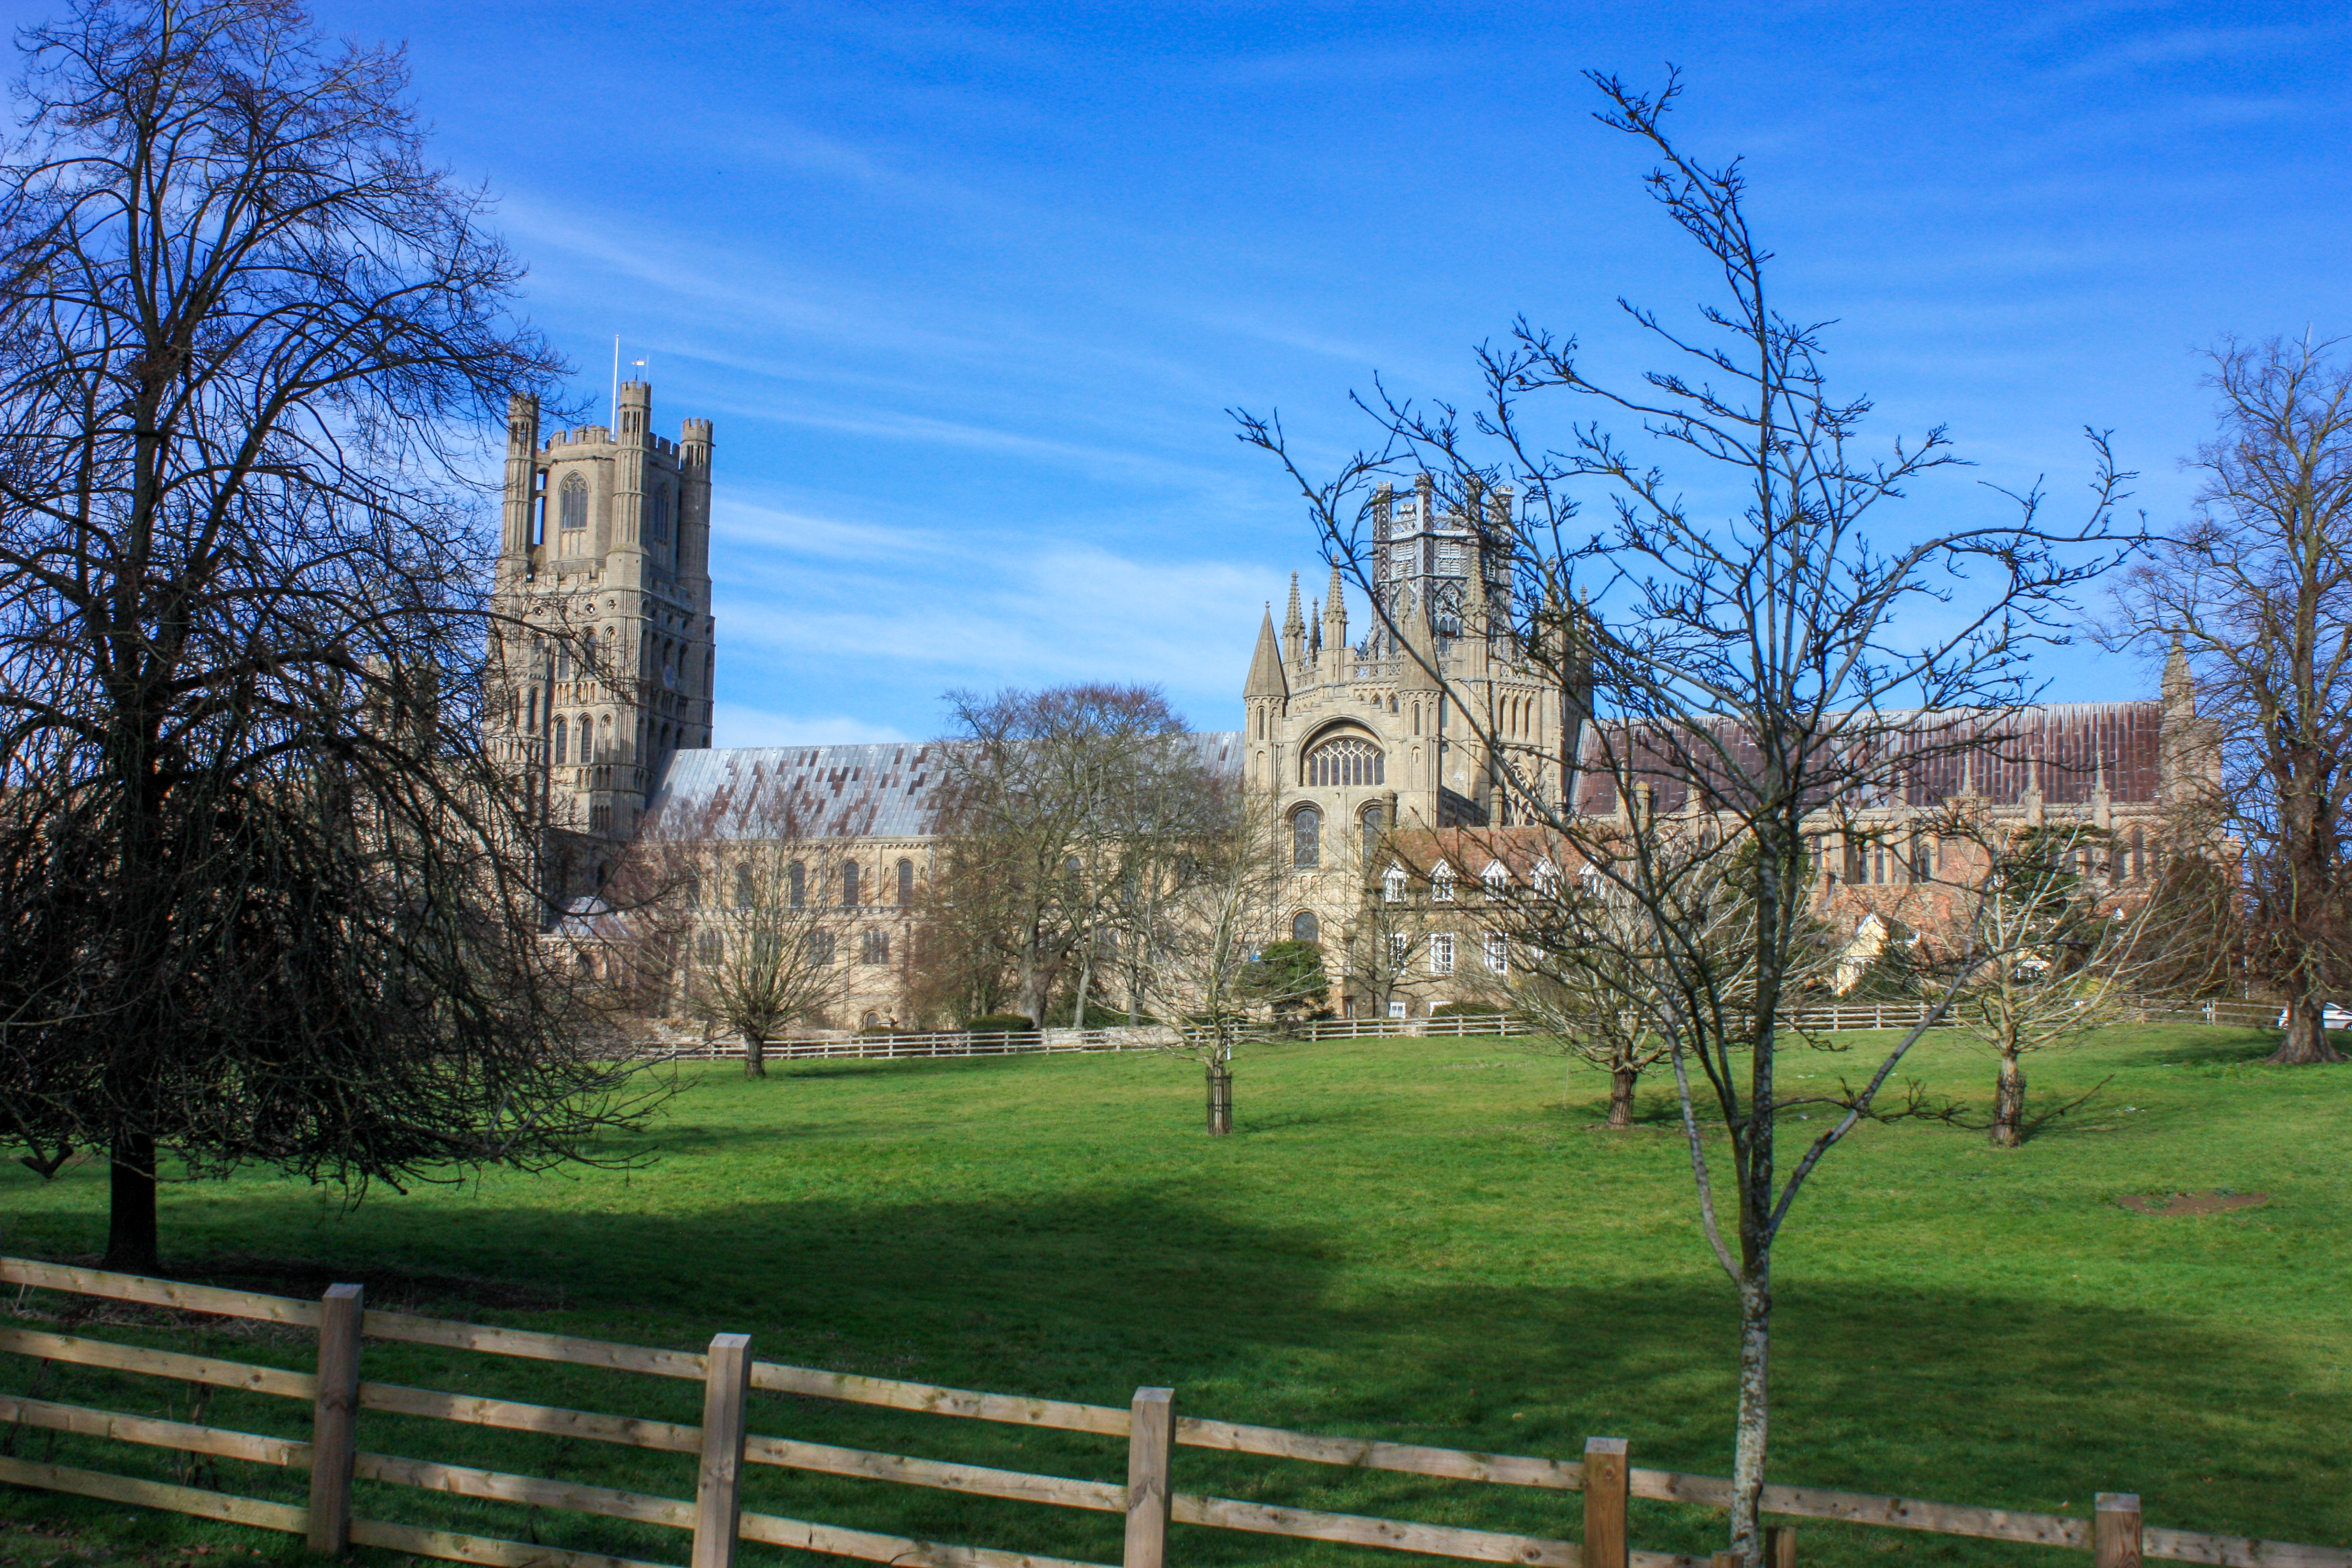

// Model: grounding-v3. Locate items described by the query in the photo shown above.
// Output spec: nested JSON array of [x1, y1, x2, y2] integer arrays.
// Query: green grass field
[[1, 1025, 2346, 1568]]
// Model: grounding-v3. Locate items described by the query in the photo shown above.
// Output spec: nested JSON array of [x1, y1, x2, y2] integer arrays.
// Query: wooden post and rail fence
[[0, 1257, 2339, 1568], [638, 996, 2287, 1066]]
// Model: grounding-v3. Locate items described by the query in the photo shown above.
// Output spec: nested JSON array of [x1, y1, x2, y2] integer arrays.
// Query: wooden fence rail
[[2, 1257, 2342, 1568]]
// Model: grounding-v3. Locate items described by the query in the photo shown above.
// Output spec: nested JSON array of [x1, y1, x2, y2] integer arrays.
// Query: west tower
[[487, 384, 716, 894]]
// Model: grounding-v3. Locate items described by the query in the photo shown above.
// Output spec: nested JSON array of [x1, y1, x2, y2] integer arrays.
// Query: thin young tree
[[0, 0, 655, 1271], [1235, 71, 2126, 1563], [1131, 787, 1306, 1134], [1941, 821, 2148, 1146], [2109, 338, 2352, 1065]]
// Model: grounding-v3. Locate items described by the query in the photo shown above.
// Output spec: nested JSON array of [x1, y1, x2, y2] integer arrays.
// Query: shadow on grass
[[4, 1178, 2343, 1566]]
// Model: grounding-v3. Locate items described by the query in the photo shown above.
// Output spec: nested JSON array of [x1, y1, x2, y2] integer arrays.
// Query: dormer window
[[1532, 858, 1559, 897], [1482, 860, 1509, 897], [1382, 864, 1407, 904], [1431, 863, 1456, 902]]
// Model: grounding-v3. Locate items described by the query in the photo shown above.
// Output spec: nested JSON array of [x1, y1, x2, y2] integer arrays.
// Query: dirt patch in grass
[[2116, 1190, 2272, 1216]]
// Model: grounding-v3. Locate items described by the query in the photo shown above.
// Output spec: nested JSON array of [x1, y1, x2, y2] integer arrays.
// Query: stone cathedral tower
[[487, 384, 716, 892]]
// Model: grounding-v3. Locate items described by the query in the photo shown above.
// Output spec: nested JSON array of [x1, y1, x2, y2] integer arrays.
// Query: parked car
[[2274, 1002, 2352, 1030]]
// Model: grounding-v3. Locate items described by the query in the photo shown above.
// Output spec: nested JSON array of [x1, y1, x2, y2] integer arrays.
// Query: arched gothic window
[[1306, 736, 1384, 787], [648, 484, 672, 544], [788, 861, 806, 908], [734, 865, 754, 908], [897, 858, 915, 906], [2129, 826, 2146, 880], [1291, 910, 1320, 944], [842, 862, 861, 907], [1360, 804, 1384, 863], [1292, 805, 1321, 868], [551, 717, 567, 764], [559, 473, 587, 532]]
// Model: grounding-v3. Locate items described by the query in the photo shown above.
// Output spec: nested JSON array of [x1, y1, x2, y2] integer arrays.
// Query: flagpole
[[610, 335, 619, 429]]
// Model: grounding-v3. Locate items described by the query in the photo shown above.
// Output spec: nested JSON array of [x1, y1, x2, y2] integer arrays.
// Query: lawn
[[1, 1024, 2346, 1568]]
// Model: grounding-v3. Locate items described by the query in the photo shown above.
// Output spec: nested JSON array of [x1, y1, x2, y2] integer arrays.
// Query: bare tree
[[0, 0, 660, 1272], [2109, 338, 2352, 1065], [933, 684, 1195, 1026], [1940, 820, 2147, 1145], [602, 791, 850, 1076], [1234, 71, 2126, 1563], [1131, 788, 1306, 1134]]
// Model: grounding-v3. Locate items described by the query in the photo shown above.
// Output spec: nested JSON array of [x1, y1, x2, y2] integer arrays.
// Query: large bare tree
[[930, 684, 1197, 1026], [2110, 338, 2352, 1065], [0, 0, 652, 1272], [1235, 70, 2126, 1563]]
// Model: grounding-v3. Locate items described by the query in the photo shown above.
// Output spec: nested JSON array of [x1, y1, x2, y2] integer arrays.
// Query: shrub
[[965, 1014, 1035, 1033], [1431, 1000, 1509, 1019]]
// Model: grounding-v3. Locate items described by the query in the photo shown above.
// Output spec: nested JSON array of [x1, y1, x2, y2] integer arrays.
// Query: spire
[[1309, 597, 1321, 655], [1246, 606, 1288, 701], [1396, 590, 1441, 694], [1283, 572, 1305, 665], [2163, 635, 2194, 716]]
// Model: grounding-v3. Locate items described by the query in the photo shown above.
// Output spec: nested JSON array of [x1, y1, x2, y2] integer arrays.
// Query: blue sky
[[30, 1, 2352, 742]]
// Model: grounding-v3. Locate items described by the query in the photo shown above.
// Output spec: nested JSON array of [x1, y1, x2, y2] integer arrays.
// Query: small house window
[[1389, 932, 1411, 968], [1428, 933, 1455, 975], [1484, 933, 1507, 974]]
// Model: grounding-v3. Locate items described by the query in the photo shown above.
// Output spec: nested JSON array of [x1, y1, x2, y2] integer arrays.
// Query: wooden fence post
[[1766, 1525, 1798, 1568], [306, 1283, 364, 1554], [2095, 1494, 2142, 1568], [1124, 1386, 1174, 1568], [1583, 1436, 1628, 1568], [692, 1334, 753, 1568]]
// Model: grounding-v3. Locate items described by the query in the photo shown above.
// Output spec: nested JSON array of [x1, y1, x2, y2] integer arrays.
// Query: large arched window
[[1306, 736, 1385, 787], [1291, 910, 1320, 944], [559, 473, 587, 533], [788, 861, 807, 908], [897, 858, 915, 906], [842, 862, 861, 907], [1292, 805, 1321, 868]]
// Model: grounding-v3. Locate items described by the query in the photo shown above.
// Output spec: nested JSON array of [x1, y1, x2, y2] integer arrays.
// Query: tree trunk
[[743, 1028, 767, 1079], [1607, 1066, 1637, 1128], [2268, 994, 2347, 1065], [1728, 1269, 1771, 1568], [1072, 941, 1092, 1031], [1206, 1065, 1233, 1135], [1990, 1052, 2026, 1146], [104, 1131, 160, 1275]]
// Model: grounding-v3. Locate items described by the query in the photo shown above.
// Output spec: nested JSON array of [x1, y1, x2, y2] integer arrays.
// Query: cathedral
[[486, 388, 2208, 1030]]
